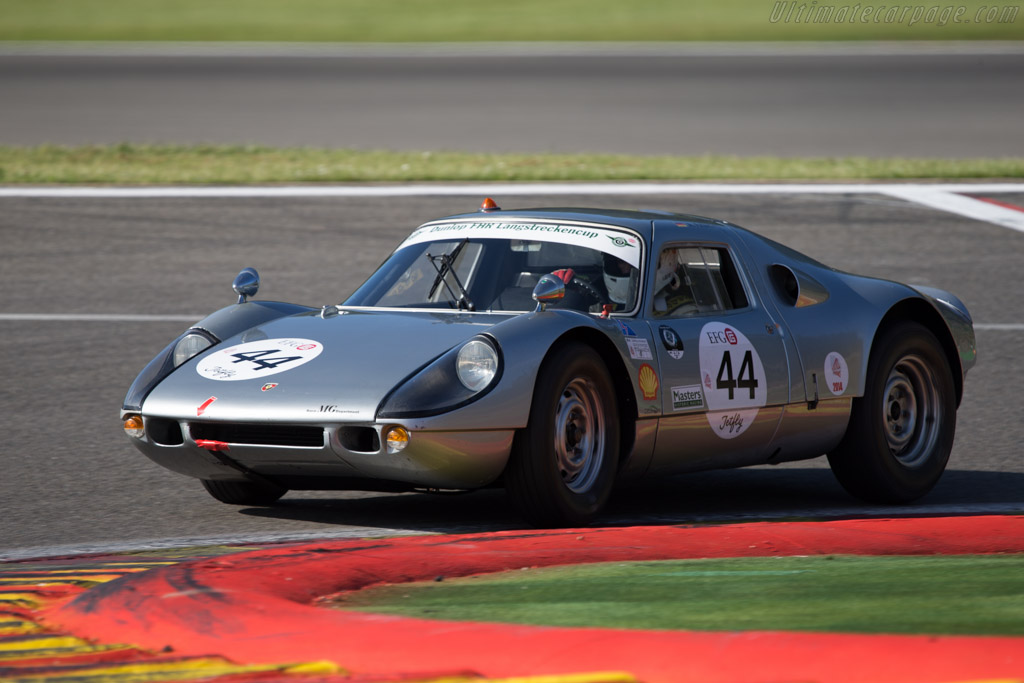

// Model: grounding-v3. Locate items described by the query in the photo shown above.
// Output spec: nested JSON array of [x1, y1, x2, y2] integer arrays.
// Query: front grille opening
[[147, 417, 184, 446], [189, 423, 325, 448], [337, 426, 381, 453]]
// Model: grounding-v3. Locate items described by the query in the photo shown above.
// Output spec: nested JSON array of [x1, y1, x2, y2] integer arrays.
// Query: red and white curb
[[3, 516, 1020, 683]]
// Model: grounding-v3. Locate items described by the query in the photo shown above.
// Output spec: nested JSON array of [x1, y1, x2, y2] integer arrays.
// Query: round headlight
[[173, 332, 213, 367], [456, 339, 498, 392]]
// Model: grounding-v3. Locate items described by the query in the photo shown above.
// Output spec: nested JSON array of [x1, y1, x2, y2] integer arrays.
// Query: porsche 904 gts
[[122, 200, 975, 526]]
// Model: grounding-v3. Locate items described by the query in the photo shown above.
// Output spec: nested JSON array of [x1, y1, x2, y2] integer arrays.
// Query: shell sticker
[[196, 338, 324, 382], [638, 363, 659, 401], [698, 322, 767, 439], [825, 351, 850, 396]]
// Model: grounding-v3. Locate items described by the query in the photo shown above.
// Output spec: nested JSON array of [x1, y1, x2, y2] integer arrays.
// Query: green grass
[[3, 145, 1024, 184], [1, 0, 1021, 42], [334, 555, 1024, 635]]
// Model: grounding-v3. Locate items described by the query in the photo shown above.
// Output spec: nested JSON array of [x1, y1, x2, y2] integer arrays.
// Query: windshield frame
[[343, 218, 646, 317]]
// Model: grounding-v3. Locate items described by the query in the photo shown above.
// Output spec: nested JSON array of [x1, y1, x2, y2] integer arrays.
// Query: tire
[[505, 342, 620, 527], [201, 478, 286, 506], [827, 321, 956, 503]]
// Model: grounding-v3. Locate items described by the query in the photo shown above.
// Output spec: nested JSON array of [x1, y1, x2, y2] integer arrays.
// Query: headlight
[[377, 335, 502, 419], [173, 332, 214, 367], [456, 339, 499, 392]]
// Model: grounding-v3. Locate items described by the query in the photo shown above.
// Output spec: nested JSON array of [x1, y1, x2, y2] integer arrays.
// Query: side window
[[652, 245, 748, 318]]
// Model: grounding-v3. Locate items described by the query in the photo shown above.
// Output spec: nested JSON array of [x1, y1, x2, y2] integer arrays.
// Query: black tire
[[827, 321, 956, 503], [505, 343, 620, 527], [201, 478, 286, 506]]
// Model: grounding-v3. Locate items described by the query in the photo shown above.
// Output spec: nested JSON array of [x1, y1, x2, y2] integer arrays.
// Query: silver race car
[[122, 200, 975, 526]]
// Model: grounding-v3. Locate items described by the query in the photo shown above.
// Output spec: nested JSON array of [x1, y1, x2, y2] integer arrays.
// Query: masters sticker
[[698, 322, 767, 439], [196, 338, 324, 382], [671, 384, 704, 412], [825, 351, 850, 396]]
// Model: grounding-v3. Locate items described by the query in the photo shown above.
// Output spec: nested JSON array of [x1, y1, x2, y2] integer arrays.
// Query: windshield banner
[[401, 220, 642, 268]]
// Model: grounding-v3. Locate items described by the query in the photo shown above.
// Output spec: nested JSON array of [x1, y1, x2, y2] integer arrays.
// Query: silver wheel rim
[[553, 376, 606, 494], [882, 353, 941, 468]]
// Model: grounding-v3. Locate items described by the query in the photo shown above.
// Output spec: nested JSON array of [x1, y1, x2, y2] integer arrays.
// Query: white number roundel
[[196, 338, 324, 381], [698, 322, 767, 439]]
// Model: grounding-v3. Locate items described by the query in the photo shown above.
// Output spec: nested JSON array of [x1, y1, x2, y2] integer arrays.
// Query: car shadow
[[237, 468, 1024, 534]]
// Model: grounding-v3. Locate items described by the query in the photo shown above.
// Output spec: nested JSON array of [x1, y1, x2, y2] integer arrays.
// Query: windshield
[[345, 222, 643, 314]]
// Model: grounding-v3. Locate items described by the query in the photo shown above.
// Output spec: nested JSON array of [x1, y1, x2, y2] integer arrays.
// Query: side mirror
[[232, 267, 260, 304], [532, 273, 565, 312]]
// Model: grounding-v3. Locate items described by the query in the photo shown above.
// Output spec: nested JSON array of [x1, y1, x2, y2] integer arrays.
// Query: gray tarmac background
[[2, 52, 1024, 156], [1, 191, 1022, 556]]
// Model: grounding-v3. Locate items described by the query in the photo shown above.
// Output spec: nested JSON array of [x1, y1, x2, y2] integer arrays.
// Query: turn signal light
[[386, 426, 410, 453], [123, 414, 145, 438]]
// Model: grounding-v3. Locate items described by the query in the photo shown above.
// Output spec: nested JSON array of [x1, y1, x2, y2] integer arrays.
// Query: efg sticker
[[698, 322, 767, 439], [671, 384, 704, 412], [626, 337, 653, 361], [196, 338, 324, 381], [638, 363, 659, 401], [659, 325, 685, 359], [825, 351, 850, 396]]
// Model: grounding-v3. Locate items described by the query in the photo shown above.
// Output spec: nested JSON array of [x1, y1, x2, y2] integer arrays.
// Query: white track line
[[4, 182, 1024, 233], [0, 313, 200, 322], [883, 186, 1024, 234], [2, 314, 1020, 329], [4, 182, 1024, 199]]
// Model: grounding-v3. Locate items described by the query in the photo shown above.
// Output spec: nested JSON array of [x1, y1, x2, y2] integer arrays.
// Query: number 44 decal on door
[[698, 322, 767, 439]]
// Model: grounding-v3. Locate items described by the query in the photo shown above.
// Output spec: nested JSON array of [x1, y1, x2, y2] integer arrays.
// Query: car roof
[[434, 205, 730, 242]]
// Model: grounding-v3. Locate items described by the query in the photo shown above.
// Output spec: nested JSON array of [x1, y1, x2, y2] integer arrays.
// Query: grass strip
[[3, 0, 1021, 42], [3, 145, 1024, 184], [335, 555, 1024, 635]]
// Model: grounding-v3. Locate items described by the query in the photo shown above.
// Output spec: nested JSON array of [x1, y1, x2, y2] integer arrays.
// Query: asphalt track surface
[[2, 50, 1024, 156], [2, 188, 1023, 559]]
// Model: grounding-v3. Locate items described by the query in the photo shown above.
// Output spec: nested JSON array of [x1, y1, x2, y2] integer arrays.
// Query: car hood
[[142, 309, 508, 423]]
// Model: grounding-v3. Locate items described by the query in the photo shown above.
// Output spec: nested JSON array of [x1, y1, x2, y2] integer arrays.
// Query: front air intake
[[189, 423, 325, 448]]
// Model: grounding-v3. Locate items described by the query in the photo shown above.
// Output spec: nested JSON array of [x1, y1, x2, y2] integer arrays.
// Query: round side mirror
[[532, 273, 565, 312], [232, 267, 260, 303]]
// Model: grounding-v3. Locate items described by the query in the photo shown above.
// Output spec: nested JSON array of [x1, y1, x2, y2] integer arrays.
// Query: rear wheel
[[505, 343, 619, 527], [201, 478, 286, 506], [827, 322, 956, 503]]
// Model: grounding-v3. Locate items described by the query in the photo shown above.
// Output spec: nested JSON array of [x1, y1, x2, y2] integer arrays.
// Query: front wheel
[[201, 478, 286, 506], [827, 321, 956, 503], [505, 343, 620, 527]]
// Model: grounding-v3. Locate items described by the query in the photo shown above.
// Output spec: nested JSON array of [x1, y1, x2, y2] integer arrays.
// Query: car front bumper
[[124, 414, 514, 491]]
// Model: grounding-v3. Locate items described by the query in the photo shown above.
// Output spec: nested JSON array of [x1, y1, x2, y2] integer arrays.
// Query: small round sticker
[[196, 338, 324, 381], [698, 322, 767, 440], [825, 351, 849, 396]]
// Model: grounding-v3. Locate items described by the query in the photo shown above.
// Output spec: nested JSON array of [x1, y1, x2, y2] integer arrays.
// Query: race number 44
[[699, 323, 767, 439], [196, 338, 324, 381]]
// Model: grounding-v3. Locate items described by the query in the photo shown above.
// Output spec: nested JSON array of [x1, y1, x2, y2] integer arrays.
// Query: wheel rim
[[881, 353, 941, 468], [553, 376, 606, 494]]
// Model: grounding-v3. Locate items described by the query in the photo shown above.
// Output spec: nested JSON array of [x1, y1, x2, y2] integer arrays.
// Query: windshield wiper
[[426, 238, 475, 311]]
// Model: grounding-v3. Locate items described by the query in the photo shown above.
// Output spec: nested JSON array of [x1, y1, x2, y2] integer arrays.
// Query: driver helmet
[[602, 254, 637, 306]]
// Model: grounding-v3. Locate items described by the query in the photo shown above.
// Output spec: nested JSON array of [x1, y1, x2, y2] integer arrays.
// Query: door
[[646, 242, 790, 473]]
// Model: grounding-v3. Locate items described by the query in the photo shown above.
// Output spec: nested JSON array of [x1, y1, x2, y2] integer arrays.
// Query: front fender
[[122, 300, 314, 411], [401, 310, 641, 432]]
